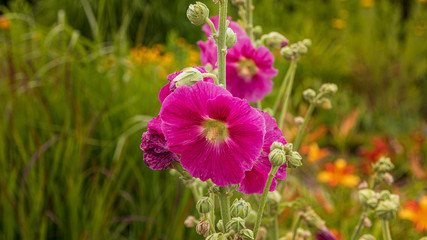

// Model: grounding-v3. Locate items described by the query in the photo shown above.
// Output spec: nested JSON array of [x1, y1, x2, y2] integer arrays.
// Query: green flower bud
[[187, 2, 209, 26], [245, 210, 257, 225], [319, 83, 338, 97], [269, 149, 287, 166], [366, 198, 379, 209], [359, 234, 376, 240], [302, 39, 312, 48], [173, 68, 204, 88], [379, 190, 391, 201], [226, 217, 245, 232], [206, 233, 227, 240], [283, 143, 293, 154], [287, 151, 302, 168], [226, 28, 237, 49], [297, 43, 308, 55], [358, 189, 376, 208], [303, 89, 316, 102], [280, 46, 294, 60], [373, 157, 394, 173], [375, 200, 399, 220], [382, 172, 394, 185], [230, 198, 251, 218], [267, 190, 281, 204], [196, 197, 213, 214], [316, 98, 332, 109], [216, 220, 224, 232], [390, 194, 400, 206], [240, 229, 255, 239], [253, 25, 263, 38], [263, 32, 289, 49], [270, 141, 284, 152], [184, 216, 197, 227], [196, 220, 210, 236]]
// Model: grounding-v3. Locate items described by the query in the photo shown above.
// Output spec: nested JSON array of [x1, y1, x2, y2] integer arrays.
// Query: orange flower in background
[[318, 159, 360, 187], [301, 143, 330, 163], [332, 18, 346, 29], [0, 16, 10, 29], [359, 137, 389, 173], [399, 196, 427, 232]]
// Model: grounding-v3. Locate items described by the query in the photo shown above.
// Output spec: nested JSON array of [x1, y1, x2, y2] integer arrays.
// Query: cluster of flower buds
[[302, 83, 338, 110], [358, 188, 400, 220], [260, 32, 289, 50], [187, 2, 210, 26], [269, 142, 302, 168], [280, 39, 312, 61], [373, 157, 395, 186]]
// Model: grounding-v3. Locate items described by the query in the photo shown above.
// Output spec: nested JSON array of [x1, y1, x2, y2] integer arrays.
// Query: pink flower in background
[[140, 116, 179, 170], [237, 110, 287, 194], [198, 39, 218, 68], [158, 66, 214, 103], [201, 16, 247, 39], [160, 81, 265, 186]]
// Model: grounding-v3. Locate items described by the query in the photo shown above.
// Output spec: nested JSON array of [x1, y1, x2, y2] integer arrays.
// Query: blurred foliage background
[[0, 0, 426, 239]]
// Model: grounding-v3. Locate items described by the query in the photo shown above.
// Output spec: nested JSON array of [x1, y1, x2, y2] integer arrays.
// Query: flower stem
[[253, 166, 280, 238], [209, 192, 216, 233], [272, 60, 294, 116], [350, 213, 365, 240], [278, 61, 298, 130], [205, 17, 217, 37], [218, 186, 231, 231], [269, 217, 279, 240], [245, 0, 254, 41], [293, 103, 315, 151], [291, 214, 302, 240], [202, 73, 219, 85], [217, 0, 228, 88], [381, 220, 392, 240]]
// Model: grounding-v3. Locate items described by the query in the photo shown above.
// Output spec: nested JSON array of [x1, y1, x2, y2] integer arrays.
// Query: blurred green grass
[[0, 0, 426, 239]]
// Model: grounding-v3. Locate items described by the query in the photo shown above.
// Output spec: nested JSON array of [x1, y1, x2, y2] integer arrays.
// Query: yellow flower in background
[[318, 159, 360, 187], [360, 0, 374, 7], [417, 0, 426, 3], [399, 196, 427, 232], [301, 143, 330, 163], [332, 19, 346, 30], [0, 16, 10, 29]]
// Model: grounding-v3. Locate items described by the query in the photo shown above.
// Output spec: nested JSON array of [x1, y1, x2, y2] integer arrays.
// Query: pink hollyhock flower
[[140, 116, 179, 170], [201, 16, 248, 39], [198, 37, 278, 103], [158, 66, 214, 103], [237, 110, 287, 194], [160, 81, 265, 186]]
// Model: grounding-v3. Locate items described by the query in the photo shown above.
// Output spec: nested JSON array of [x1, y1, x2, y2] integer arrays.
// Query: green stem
[[269, 217, 279, 240], [293, 103, 315, 151], [253, 166, 280, 238], [245, 0, 254, 41], [278, 61, 297, 130], [217, 0, 228, 87], [382, 220, 392, 240], [171, 161, 201, 199], [209, 192, 216, 233], [350, 213, 365, 240], [218, 186, 231, 231], [205, 17, 218, 37], [202, 73, 219, 85], [272, 60, 294, 116], [291, 214, 302, 240]]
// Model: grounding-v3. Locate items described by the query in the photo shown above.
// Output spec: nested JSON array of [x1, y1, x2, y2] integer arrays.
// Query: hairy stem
[[209, 192, 216, 233], [253, 166, 279, 238], [382, 220, 392, 240], [218, 186, 231, 231], [217, 0, 228, 87], [278, 61, 298, 130], [205, 17, 217, 37], [272, 60, 295, 115], [245, 0, 254, 41], [350, 213, 365, 240]]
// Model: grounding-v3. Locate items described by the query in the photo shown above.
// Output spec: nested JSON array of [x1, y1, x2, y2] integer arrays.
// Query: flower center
[[237, 59, 258, 80], [202, 119, 229, 143]]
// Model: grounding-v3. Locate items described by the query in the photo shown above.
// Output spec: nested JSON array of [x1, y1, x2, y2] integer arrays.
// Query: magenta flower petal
[[160, 81, 265, 186], [140, 116, 179, 170], [237, 110, 287, 194], [202, 16, 247, 39], [197, 39, 218, 66], [158, 66, 214, 103]]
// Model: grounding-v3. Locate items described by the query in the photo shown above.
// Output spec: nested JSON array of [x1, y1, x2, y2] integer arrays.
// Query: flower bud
[[358, 189, 376, 208], [359, 234, 376, 240], [231, 198, 251, 219], [366, 198, 379, 209], [287, 151, 303, 168], [244, 210, 257, 225], [270, 141, 284, 152], [294, 117, 304, 125], [382, 172, 394, 185], [363, 216, 372, 227], [217, 220, 224, 232], [375, 200, 398, 220], [267, 190, 281, 204], [226, 217, 246, 232], [184, 216, 197, 227], [240, 229, 255, 239], [269, 149, 287, 166], [187, 2, 209, 26], [226, 28, 237, 49], [319, 83, 338, 97], [263, 32, 289, 49], [283, 143, 293, 154], [206, 233, 227, 240], [253, 25, 263, 38], [297, 43, 308, 55], [316, 98, 332, 109], [231, 0, 245, 6], [358, 181, 369, 189], [196, 220, 210, 236], [303, 89, 316, 102], [173, 68, 204, 88], [390, 194, 400, 206], [196, 197, 213, 214], [280, 46, 294, 60], [302, 39, 312, 48], [373, 157, 394, 173], [379, 190, 391, 201]]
